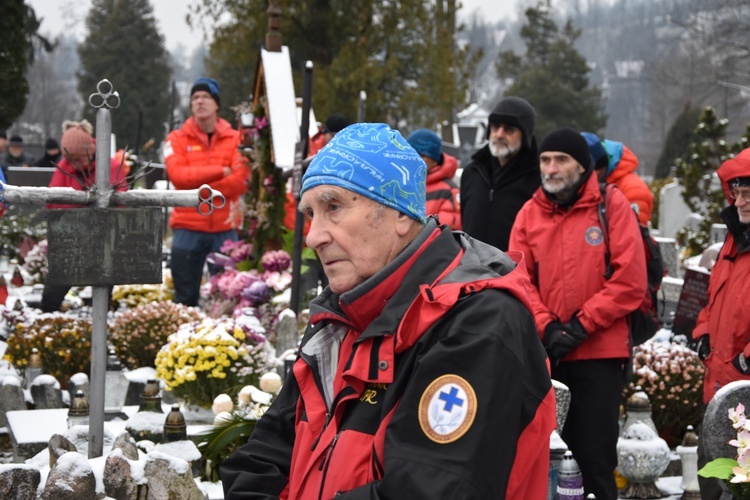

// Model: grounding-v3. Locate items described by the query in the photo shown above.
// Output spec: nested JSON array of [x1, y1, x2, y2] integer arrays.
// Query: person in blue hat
[[221, 122, 555, 499]]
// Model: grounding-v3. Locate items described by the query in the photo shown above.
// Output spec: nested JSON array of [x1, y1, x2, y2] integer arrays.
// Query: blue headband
[[301, 123, 427, 223]]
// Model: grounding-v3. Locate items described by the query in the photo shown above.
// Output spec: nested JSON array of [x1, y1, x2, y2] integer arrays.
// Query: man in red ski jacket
[[221, 122, 555, 499], [164, 77, 249, 306], [510, 127, 646, 500]]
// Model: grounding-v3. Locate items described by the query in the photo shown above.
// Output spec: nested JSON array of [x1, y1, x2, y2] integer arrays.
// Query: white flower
[[213, 411, 234, 425], [260, 372, 283, 394], [212, 393, 234, 415]]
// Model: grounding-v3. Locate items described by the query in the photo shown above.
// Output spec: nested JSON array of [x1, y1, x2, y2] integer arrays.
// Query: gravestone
[[0, 378, 26, 427], [655, 237, 680, 278], [671, 268, 710, 338], [658, 182, 693, 239], [702, 380, 750, 461]]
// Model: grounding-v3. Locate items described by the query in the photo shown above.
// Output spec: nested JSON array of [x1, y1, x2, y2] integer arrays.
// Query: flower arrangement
[[3, 312, 92, 382], [154, 316, 277, 409], [111, 269, 174, 309], [201, 245, 292, 318], [197, 371, 283, 481], [20, 239, 48, 284], [0, 212, 46, 262], [699, 403, 750, 499], [110, 300, 205, 369], [623, 339, 705, 445]]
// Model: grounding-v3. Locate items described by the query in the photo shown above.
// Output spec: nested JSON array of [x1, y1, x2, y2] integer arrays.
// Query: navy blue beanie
[[581, 132, 609, 170], [406, 129, 442, 163], [302, 123, 427, 223], [191, 77, 221, 107]]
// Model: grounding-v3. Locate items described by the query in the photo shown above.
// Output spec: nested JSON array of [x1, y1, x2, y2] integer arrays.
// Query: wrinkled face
[[191, 91, 218, 121], [488, 123, 522, 162], [9, 145, 23, 157], [300, 186, 411, 294], [540, 151, 585, 199], [731, 186, 750, 224]]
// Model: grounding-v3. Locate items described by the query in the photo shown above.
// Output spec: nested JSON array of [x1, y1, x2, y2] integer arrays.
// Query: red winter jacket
[[164, 116, 249, 233], [47, 156, 128, 209], [606, 145, 654, 226], [426, 153, 461, 230], [693, 149, 750, 403], [509, 174, 647, 360], [221, 221, 555, 499]]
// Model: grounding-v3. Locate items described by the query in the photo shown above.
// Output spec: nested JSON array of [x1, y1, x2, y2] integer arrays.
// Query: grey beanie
[[487, 96, 536, 149]]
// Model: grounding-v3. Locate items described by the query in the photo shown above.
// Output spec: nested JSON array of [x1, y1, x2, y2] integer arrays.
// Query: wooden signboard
[[671, 268, 711, 338], [46, 208, 163, 286]]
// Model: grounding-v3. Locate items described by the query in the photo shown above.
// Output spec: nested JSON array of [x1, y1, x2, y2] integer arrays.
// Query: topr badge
[[585, 226, 604, 246], [418, 374, 477, 444]]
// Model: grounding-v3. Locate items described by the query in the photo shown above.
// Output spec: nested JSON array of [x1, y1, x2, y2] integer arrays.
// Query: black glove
[[562, 316, 589, 343], [544, 320, 587, 361], [733, 353, 750, 374], [693, 335, 711, 361]]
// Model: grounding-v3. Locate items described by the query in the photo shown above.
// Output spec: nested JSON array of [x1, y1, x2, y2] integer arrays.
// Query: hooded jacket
[[47, 156, 128, 209], [460, 142, 540, 251], [221, 220, 555, 499], [603, 141, 654, 226], [693, 149, 750, 403], [509, 173, 647, 360], [164, 116, 249, 233], [426, 152, 461, 230]]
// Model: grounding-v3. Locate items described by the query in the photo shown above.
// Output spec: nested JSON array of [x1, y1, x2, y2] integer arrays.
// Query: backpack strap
[[597, 182, 614, 280]]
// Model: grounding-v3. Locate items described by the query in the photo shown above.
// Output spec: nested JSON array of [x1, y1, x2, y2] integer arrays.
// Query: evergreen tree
[[496, 0, 606, 140], [675, 106, 750, 256], [78, 0, 172, 151], [654, 102, 701, 180], [0, 0, 30, 129], [192, 0, 478, 128]]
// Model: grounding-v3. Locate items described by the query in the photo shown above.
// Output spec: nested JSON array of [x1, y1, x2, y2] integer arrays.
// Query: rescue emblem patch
[[418, 374, 477, 444], [585, 226, 604, 245]]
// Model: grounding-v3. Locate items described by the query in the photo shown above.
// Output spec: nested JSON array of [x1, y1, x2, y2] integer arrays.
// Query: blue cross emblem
[[438, 386, 464, 412]]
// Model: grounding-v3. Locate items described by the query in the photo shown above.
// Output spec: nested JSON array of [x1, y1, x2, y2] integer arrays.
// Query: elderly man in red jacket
[[221, 123, 555, 499], [164, 77, 250, 306], [510, 127, 646, 500]]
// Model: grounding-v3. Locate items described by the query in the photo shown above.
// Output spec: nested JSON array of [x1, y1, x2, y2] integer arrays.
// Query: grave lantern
[[104, 349, 129, 414], [163, 405, 187, 442], [25, 347, 44, 391], [621, 387, 658, 436], [139, 379, 163, 413], [676, 425, 701, 499], [68, 390, 90, 428]]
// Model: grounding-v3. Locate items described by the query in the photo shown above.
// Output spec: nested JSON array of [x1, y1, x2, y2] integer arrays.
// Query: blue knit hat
[[406, 129, 442, 162], [301, 123, 427, 223], [191, 77, 221, 107]]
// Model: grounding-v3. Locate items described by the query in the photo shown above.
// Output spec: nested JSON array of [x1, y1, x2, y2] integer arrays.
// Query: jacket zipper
[[317, 432, 341, 500]]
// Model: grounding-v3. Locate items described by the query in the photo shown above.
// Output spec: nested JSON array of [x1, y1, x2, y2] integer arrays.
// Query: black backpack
[[597, 184, 665, 346]]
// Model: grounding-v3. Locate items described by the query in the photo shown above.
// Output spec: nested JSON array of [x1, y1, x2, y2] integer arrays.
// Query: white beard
[[489, 140, 520, 162]]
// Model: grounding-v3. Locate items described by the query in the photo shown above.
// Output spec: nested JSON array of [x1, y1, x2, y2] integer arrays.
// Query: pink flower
[[255, 116, 268, 130], [263, 270, 292, 292], [261, 250, 291, 272]]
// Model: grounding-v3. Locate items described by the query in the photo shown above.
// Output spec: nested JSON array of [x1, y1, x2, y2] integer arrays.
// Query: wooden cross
[[0, 79, 225, 458]]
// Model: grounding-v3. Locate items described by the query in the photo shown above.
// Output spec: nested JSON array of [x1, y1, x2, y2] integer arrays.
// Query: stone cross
[[0, 79, 225, 458]]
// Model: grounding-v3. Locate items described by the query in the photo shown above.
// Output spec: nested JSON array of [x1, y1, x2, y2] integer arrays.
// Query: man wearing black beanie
[[460, 96, 540, 251], [509, 127, 647, 500]]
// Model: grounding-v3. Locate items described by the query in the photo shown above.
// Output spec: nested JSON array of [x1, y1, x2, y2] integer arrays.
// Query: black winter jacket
[[460, 142, 540, 251]]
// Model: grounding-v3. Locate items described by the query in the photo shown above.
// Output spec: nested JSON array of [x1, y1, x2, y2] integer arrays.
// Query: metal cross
[[1, 79, 225, 458]]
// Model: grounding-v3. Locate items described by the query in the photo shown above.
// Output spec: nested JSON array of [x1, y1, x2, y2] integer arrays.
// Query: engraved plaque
[[47, 208, 163, 286]]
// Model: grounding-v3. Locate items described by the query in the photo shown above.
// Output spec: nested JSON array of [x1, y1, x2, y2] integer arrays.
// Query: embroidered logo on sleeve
[[418, 374, 477, 444]]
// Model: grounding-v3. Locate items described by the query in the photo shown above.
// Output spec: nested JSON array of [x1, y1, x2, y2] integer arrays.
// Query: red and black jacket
[[221, 220, 555, 499]]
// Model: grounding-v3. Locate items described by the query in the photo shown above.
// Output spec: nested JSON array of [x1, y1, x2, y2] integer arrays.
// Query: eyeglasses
[[729, 188, 750, 203]]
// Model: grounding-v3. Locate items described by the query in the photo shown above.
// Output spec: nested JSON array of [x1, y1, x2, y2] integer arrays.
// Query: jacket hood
[[718, 148, 750, 203], [603, 139, 624, 176], [606, 144, 639, 182], [427, 152, 458, 184]]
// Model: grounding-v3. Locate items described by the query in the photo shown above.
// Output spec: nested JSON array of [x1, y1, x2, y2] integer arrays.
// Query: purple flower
[[241, 280, 271, 305], [261, 250, 291, 272], [255, 116, 268, 130], [230, 242, 254, 263]]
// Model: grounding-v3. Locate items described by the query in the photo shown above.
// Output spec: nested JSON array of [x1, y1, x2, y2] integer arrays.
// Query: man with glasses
[[693, 148, 750, 402], [460, 96, 540, 251], [692, 148, 750, 498]]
